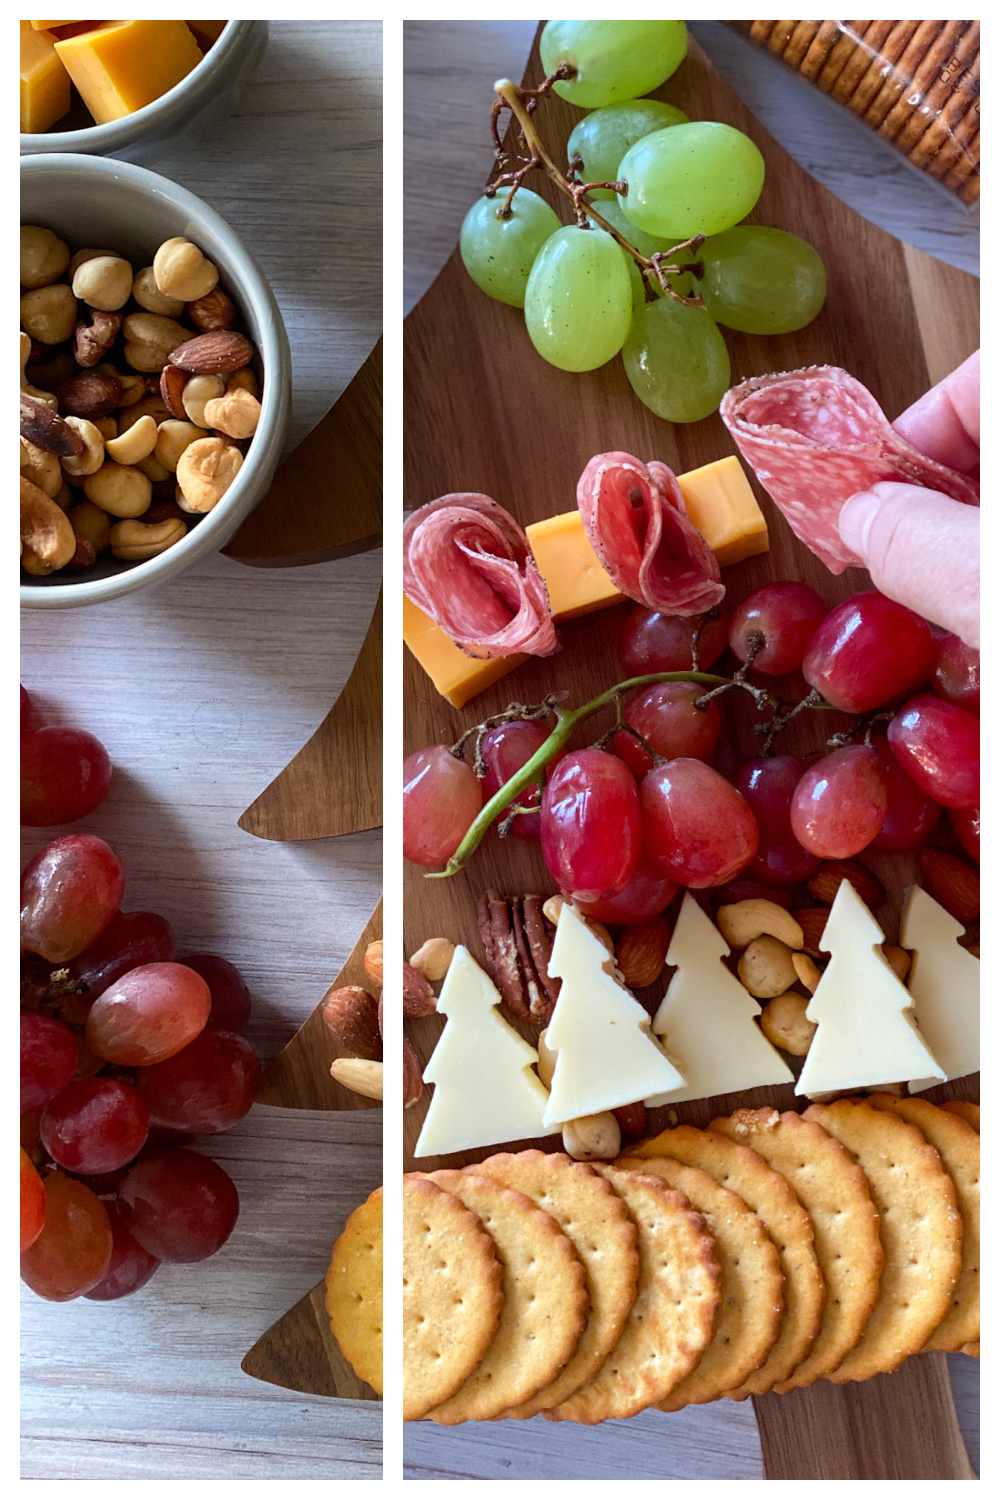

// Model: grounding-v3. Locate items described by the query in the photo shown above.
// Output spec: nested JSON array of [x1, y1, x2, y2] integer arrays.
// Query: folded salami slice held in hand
[[577, 451, 726, 618], [721, 366, 980, 574], [403, 494, 558, 659]]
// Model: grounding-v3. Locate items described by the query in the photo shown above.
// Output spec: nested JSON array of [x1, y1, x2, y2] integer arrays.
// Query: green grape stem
[[490, 76, 705, 307]]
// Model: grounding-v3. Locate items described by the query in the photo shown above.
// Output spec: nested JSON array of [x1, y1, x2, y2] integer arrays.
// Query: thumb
[[838, 482, 979, 648]]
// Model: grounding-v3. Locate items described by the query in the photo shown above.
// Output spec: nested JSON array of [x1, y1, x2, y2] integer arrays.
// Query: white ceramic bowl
[[21, 153, 291, 609], [19, 21, 268, 164]]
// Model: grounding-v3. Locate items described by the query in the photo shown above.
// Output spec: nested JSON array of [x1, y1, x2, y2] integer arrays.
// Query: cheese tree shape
[[900, 884, 979, 1092], [648, 892, 794, 1105], [414, 945, 551, 1157], [543, 902, 685, 1128], [796, 880, 946, 1098]]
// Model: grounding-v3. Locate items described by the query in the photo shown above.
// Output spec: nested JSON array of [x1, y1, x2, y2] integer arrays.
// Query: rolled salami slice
[[404, 493, 558, 659], [577, 451, 726, 618], [721, 366, 980, 574]]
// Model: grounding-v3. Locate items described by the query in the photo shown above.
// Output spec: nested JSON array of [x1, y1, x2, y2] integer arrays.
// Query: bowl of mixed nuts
[[20, 152, 291, 607]]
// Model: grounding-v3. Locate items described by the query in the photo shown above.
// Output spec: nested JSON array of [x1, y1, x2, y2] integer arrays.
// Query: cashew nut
[[562, 1113, 621, 1161], [21, 475, 75, 573], [227, 367, 260, 398], [20, 332, 57, 411], [738, 935, 799, 998], [82, 464, 152, 518], [70, 501, 112, 555], [760, 991, 817, 1057], [109, 516, 187, 561], [106, 414, 157, 466], [117, 394, 170, 433], [122, 312, 188, 372], [791, 951, 823, 994], [61, 418, 106, 479], [717, 899, 804, 952], [20, 438, 62, 498]]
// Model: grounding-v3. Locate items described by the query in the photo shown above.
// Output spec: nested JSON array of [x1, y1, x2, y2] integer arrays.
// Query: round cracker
[[804, 1098, 962, 1383], [402, 1173, 503, 1422], [325, 1186, 383, 1395], [712, 1109, 882, 1392], [475, 1150, 639, 1418], [617, 1155, 784, 1409], [421, 1169, 588, 1424], [868, 1095, 979, 1352], [942, 1099, 979, 1132], [632, 1124, 825, 1395], [546, 1165, 720, 1423]]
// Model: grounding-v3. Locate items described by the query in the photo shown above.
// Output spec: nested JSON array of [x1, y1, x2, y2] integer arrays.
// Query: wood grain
[[243, 1283, 380, 1404], [402, 27, 978, 1481]]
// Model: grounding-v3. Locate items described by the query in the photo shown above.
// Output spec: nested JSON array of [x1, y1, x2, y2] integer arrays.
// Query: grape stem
[[489, 76, 706, 306]]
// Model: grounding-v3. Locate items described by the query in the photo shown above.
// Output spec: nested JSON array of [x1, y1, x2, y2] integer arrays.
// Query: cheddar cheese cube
[[403, 596, 525, 710], [676, 455, 769, 567], [20, 21, 70, 133], [525, 512, 623, 621], [54, 19, 203, 125]]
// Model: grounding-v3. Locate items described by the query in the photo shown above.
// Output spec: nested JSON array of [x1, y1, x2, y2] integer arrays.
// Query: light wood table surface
[[402, 19, 979, 1482], [21, 20, 383, 1482]]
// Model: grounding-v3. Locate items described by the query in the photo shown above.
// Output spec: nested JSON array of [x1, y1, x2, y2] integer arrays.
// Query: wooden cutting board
[[403, 29, 978, 1480]]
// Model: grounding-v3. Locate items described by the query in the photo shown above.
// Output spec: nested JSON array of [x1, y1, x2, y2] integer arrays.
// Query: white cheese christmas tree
[[796, 880, 946, 1098], [900, 884, 979, 1092], [542, 902, 684, 1128], [647, 892, 794, 1105], [413, 945, 551, 1158]]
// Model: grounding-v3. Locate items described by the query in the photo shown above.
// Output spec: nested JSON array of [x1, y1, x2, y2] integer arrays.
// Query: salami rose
[[403, 494, 558, 659], [577, 452, 725, 618], [721, 366, 980, 574]]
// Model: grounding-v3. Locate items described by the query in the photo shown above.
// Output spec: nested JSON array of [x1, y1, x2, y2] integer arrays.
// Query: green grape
[[568, 99, 688, 200], [524, 225, 632, 373], [460, 189, 562, 307], [618, 122, 765, 240], [696, 225, 827, 334], [623, 296, 730, 423], [541, 20, 687, 108]]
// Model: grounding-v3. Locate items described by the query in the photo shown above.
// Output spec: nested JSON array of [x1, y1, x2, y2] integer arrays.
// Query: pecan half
[[477, 890, 560, 1026], [73, 310, 122, 368], [20, 395, 84, 458]]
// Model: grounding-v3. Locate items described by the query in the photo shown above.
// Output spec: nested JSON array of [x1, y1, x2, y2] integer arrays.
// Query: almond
[[168, 331, 254, 376], [55, 370, 121, 421], [796, 907, 831, 957], [322, 984, 382, 1060], [807, 859, 886, 911], [403, 1036, 423, 1109], [612, 1100, 647, 1140], [188, 287, 237, 332], [20, 395, 84, 458], [364, 939, 384, 989], [160, 363, 189, 419], [403, 962, 437, 1018], [919, 848, 980, 924], [330, 1056, 383, 1102], [614, 914, 673, 989]]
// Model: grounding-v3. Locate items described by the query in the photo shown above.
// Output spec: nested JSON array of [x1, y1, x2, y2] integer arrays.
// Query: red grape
[[21, 1173, 112, 1300], [21, 834, 125, 963], [615, 682, 721, 776], [40, 1078, 149, 1175], [403, 744, 483, 866], [180, 953, 251, 1032], [135, 1029, 260, 1133], [887, 694, 979, 809], [21, 1012, 79, 1112], [540, 749, 641, 903], [802, 591, 935, 713], [932, 635, 979, 713], [117, 1147, 239, 1262], [870, 734, 941, 853], [21, 726, 113, 827], [949, 806, 980, 863], [640, 759, 759, 888], [480, 719, 549, 840], [21, 1148, 46, 1252], [73, 910, 176, 1002], [21, 1109, 42, 1153], [86, 962, 212, 1066], [790, 744, 888, 859], [731, 756, 821, 887], [575, 851, 677, 924], [83, 1203, 161, 1301], [21, 683, 31, 731], [729, 582, 827, 676], [618, 605, 728, 675]]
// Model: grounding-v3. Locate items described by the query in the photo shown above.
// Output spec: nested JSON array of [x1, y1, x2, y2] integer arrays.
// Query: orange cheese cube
[[403, 596, 525, 710], [20, 21, 70, 133], [186, 20, 227, 47], [676, 455, 769, 567], [54, 19, 203, 125], [525, 512, 623, 621]]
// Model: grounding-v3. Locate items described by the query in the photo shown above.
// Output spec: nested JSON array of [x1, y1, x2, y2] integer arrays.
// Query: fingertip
[[838, 488, 880, 559]]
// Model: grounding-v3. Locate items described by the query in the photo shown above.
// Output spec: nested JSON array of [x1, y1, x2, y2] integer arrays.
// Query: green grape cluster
[[458, 19, 828, 420]]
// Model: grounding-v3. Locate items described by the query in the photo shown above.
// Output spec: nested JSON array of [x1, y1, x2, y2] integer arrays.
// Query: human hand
[[838, 351, 979, 647]]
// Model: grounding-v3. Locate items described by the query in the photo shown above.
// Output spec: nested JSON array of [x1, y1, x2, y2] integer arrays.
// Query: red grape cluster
[[20, 696, 258, 1303], [21, 684, 113, 828], [402, 585, 979, 927]]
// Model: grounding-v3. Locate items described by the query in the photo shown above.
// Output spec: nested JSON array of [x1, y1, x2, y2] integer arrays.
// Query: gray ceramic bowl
[[21, 153, 291, 609], [19, 21, 268, 164]]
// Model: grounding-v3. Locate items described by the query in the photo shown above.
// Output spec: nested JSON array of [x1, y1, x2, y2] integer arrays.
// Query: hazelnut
[[181, 374, 225, 428], [131, 266, 186, 318], [203, 387, 261, 440], [82, 463, 152, 518], [106, 415, 158, 465], [94, 416, 117, 442], [110, 516, 187, 561], [175, 437, 242, 512], [363, 940, 384, 990], [20, 226, 70, 289], [153, 237, 219, 302], [409, 938, 455, 983], [155, 419, 207, 473], [72, 255, 133, 313], [122, 312, 189, 373], [70, 501, 113, 555], [562, 1113, 621, 1162], [137, 453, 172, 484], [69, 247, 116, 277], [20, 439, 62, 498], [20, 284, 78, 346], [60, 418, 106, 479]]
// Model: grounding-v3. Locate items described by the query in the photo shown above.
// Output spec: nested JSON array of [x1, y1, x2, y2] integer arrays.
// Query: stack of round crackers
[[737, 21, 980, 205], [403, 1096, 978, 1423]]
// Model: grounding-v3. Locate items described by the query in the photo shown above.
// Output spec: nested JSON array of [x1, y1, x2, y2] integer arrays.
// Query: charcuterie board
[[402, 28, 977, 1481]]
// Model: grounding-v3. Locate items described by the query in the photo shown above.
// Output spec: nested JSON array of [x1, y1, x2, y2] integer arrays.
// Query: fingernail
[[838, 489, 880, 558]]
